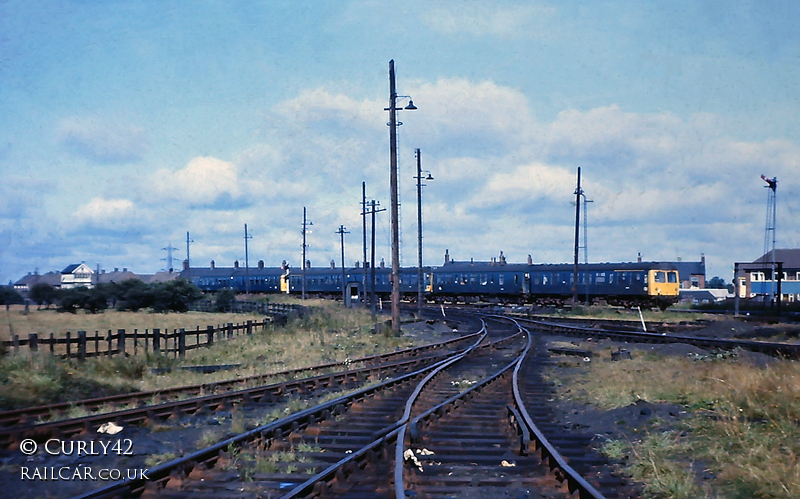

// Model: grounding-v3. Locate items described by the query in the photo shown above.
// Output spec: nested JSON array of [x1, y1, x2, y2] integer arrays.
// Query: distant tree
[[29, 283, 59, 309], [151, 280, 203, 312], [0, 286, 23, 310], [59, 287, 90, 314], [707, 276, 734, 294], [115, 279, 154, 311], [707, 276, 727, 288], [214, 288, 237, 312]]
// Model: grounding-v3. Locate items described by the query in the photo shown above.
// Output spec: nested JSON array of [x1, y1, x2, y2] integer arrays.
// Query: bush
[[214, 289, 238, 312]]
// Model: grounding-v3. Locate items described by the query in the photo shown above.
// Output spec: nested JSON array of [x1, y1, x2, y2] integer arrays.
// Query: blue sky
[[2, 0, 799, 284]]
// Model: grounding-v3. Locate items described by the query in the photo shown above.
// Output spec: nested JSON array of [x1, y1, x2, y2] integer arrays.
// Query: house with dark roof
[[737, 249, 800, 303], [60, 263, 94, 289], [13, 271, 62, 293]]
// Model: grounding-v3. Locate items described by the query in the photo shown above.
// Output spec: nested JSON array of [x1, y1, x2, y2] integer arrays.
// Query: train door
[[280, 273, 290, 294], [523, 273, 530, 296]]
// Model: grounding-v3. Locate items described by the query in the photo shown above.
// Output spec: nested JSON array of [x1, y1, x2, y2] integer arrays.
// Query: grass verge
[[547, 347, 800, 498], [0, 300, 414, 410]]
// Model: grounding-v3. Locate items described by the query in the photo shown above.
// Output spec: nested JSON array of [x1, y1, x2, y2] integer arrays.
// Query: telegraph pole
[[386, 59, 416, 335], [572, 167, 582, 306], [337, 225, 350, 305], [370, 199, 386, 318], [361, 182, 368, 308], [185, 231, 194, 277], [414, 148, 433, 320], [244, 224, 252, 295], [301, 207, 313, 300]]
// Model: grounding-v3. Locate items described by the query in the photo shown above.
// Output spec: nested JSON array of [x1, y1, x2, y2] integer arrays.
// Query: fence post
[[247, 320, 252, 335], [12, 334, 19, 355], [178, 329, 186, 358], [106, 330, 113, 356], [117, 329, 126, 356], [66, 331, 71, 358], [77, 331, 86, 363], [207, 325, 214, 347], [29, 333, 38, 353], [227, 323, 233, 339], [133, 329, 138, 356], [49, 333, 55, 354], [153, 328, 160, 353]]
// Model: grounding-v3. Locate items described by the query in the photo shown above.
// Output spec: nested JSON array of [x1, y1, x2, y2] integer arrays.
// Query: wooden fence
[[1, 301, 307, 361]]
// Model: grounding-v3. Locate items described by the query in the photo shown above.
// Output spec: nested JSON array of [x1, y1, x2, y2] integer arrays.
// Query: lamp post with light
[[414, 148, 433, 321], [386, 59, 417, 335]]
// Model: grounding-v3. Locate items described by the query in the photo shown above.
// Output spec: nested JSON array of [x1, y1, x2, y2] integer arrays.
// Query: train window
[[469, 274, 476, 285], [596, 273, 605, 284], [481, 274, 487, 285], [608, 273, 614, 284], [655, 271, 666, 283], [668, 272, 678, 283], [499, 274, 505, 285], [542, 275, 548, 285], [490, 275, 495, 284], [514, 274, 519, 284]]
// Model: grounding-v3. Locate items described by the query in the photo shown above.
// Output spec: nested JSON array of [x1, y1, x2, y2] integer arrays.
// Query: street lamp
[[386, 59, 417, 335], [414, 148, 433, 321]]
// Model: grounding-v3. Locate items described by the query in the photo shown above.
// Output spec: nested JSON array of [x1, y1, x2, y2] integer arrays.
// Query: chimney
[[115, 268, 119, 272], [637, 253, 642, 263], [234, 260, 239, 269], [210, 260, 215, 269], [258, 260, 264, 269], [527, 254, 533, 265], [306, 260, 311, 269], [499, 251, 506, 265], [281, 260, 288, 270], [491, 257, 496, 265], [355, 261, 360, 268], [123, 268, 127, 272], [444, 249, 450, 264], [330, 259, 336, 269], [183, 259, 189, 270], [380, 258, 385, 268], [700, 253, 706, 267]]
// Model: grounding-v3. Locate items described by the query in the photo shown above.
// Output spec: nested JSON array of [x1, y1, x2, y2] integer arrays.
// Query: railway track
[[0, 330, 484, 449], [4, 310, 642, 499], [515, 315, 800, 359], [54, 315, 614, 499]]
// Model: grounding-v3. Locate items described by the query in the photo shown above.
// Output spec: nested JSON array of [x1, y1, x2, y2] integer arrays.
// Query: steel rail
[[0, 329, 481, 428], [522, 317, 800, 359], [281, 321, 489, 499], [70, 324, 491, 499], [2, 347, 473, 450], [394, 335, 522, 498], [508, 318, 607, 499]]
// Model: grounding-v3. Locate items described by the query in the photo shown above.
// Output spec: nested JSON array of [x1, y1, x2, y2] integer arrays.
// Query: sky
[[2, 0, 799, 285]]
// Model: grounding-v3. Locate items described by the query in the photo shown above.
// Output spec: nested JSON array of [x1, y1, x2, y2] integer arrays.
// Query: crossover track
[[65, 314, 614, 499]]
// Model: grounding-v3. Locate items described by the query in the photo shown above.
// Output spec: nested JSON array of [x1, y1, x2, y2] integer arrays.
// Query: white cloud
[[74, 197, 137, 226], [407, 78, 537, 155], [152, 156, 253, 209]]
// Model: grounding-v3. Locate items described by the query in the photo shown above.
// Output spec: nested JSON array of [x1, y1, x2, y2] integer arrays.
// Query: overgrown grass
[[548, 349, 800, 498], [0, 300, 415, 410], [1, 306, 264, 342]]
